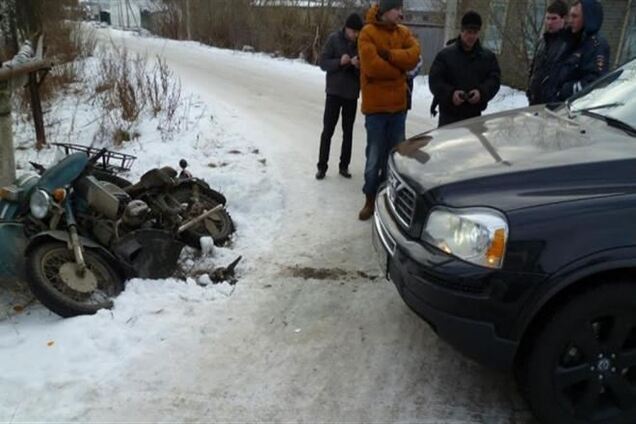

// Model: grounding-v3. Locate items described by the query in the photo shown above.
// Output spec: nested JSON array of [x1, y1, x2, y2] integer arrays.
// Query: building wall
[[403, 10, 445, 73]]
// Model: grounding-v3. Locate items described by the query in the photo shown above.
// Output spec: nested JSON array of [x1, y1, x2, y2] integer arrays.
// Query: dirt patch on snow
[[281, 265, 379, 281]]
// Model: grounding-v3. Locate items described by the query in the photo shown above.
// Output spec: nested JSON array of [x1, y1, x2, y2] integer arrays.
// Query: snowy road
[[1, 31, 533, 422], [97, 33, 532, 423]]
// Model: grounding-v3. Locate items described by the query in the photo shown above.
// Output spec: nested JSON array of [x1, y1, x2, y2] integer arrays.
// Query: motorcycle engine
[[122, 200, 150, 228], [76, 176, 129, 220]]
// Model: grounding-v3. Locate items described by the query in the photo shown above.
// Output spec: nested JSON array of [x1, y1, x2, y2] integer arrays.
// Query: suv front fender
[[515, 246, 636, 339]]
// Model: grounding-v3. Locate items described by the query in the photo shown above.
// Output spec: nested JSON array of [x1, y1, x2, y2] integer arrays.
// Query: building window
[[483, 0, 509, 54]]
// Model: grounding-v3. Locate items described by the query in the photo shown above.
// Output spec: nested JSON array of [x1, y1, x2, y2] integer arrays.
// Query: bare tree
[[0, 0, 18, 60], [484, 0, 548, 88], [153, 0, 367, 64]]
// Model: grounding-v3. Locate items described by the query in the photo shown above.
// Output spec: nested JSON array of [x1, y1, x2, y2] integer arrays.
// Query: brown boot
[[358, 193, 375, 221]]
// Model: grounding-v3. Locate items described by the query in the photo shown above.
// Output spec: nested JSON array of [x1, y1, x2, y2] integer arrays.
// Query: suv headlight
[[422, 207, 508, 269], [29, 189, 51, 219]]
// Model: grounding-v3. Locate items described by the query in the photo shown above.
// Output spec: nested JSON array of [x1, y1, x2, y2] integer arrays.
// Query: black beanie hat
[[345, 13, 364, 31], [379, 0, 404, 15], [461, 11, 482, 30]]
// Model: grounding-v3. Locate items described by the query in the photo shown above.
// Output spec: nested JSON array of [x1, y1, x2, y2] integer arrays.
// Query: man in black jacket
[[527, 0, 569, 105], [556, 0, 610, 100], [428, 11, 501, 127], [316, 13, 364, 180]]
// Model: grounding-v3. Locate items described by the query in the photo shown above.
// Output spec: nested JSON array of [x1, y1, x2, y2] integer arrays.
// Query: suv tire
[[523, 282, 636, 424]]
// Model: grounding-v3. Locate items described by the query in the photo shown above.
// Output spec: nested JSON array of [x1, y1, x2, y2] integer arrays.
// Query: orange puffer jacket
[[358, 4, 421, 115]]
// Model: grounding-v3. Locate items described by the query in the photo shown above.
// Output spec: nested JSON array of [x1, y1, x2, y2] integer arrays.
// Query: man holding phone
[[429, 11, 501, 127], [316, 12, 364, 180]]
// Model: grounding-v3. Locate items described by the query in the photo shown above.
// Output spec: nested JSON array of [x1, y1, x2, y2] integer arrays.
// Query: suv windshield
[[566, 59, 636, 130]]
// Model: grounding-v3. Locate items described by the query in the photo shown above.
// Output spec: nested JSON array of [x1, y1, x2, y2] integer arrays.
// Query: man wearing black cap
[[429, 11, 501, 127], [316, 12, 364, 180]]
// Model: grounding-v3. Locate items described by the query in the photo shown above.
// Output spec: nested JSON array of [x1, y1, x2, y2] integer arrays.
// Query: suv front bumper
[[372, 189, 521, 369]]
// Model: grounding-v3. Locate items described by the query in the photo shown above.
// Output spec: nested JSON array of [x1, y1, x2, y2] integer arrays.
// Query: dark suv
[[373, 60, 636, 424]]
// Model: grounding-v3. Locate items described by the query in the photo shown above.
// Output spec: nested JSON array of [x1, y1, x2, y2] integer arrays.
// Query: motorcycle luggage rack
[[52, 143, 137, 173]]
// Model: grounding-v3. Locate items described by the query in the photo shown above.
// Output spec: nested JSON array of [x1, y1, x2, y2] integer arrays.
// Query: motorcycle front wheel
[[26, 241, 124, 318], [171, 188, 234, 248]]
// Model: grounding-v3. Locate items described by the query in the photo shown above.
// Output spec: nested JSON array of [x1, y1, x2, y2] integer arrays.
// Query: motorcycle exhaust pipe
[[177, 204, 223, 235]]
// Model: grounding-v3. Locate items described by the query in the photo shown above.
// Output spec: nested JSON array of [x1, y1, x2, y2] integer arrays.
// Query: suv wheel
[[524, 283, 636, 424]]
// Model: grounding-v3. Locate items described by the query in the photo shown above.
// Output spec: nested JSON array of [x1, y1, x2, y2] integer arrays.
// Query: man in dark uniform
[[556, 0, 610, 100], [316, 13, 364, 180], [428, 11, 501, 127], [527, 0, 570, 105]]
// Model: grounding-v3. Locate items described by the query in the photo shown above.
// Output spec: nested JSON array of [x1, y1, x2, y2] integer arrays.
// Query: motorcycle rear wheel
[[26, 241, 124, 318], [171, 188, 234, 248]]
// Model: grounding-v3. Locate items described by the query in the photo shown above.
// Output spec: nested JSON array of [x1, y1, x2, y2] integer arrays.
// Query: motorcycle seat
[[125, 168, 175, 197]]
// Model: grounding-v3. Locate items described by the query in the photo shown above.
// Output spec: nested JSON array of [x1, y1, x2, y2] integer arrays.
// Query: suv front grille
[[387, 165, 416, 229]]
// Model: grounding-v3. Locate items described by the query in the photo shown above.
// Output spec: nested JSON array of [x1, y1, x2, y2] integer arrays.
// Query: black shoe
[[339, 168, 352, 178], [315, 169, 326, 180]]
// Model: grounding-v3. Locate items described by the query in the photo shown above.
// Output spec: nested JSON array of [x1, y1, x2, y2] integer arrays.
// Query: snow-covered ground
[[1, 28, 534, 422]]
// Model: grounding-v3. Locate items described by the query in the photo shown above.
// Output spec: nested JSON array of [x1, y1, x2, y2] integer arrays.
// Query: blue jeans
[[363, 112, 406, 196]]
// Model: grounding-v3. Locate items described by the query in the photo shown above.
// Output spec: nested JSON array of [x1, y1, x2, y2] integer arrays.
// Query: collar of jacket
[[454, 38, 483, 56], [543, 28, 566, 41]]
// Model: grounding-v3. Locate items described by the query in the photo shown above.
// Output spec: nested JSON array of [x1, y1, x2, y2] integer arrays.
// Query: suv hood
[[392, 106, 636, 211]]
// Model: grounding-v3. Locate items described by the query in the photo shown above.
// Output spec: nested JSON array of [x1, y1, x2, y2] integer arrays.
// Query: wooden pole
[[0, 53, 52, 185], [28, 72, 46, 150], [0, 80, 15, 186], [0, 59, 53, 81]]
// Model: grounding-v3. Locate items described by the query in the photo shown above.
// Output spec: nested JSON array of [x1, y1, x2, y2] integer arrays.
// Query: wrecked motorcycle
[[54, 143, 234, 248], [0, 149, 205, 317], [118, 162, 234, 248]]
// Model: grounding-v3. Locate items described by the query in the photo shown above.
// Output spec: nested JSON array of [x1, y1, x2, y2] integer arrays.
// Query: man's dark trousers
[[317, 94, 357, 172]]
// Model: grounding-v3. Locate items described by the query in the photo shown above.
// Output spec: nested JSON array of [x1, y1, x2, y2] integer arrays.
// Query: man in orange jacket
[[357, 0, 420, 221]]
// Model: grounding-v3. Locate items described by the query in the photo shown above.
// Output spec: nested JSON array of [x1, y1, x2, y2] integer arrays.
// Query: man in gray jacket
[[316, 13, 364, 180]]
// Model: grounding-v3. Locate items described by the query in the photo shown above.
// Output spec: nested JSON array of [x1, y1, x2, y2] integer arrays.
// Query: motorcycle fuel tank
[[38, 152, 88, 192]]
